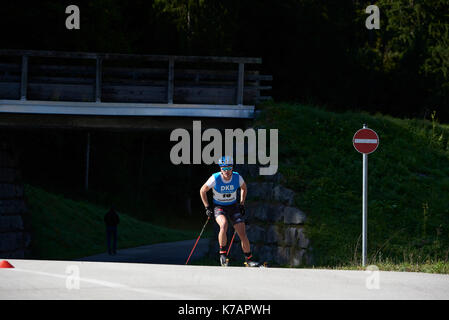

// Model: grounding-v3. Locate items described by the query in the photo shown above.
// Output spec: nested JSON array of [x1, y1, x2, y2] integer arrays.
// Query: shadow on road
[[77, 239, 210, 265]]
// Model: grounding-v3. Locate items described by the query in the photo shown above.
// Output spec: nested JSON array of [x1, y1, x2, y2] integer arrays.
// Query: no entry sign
[[353, 124, 379, 267], [353, 128, 379, 154]]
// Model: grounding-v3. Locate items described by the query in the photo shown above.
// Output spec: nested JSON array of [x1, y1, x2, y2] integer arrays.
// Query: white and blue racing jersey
[[206, 172, 244, 205]]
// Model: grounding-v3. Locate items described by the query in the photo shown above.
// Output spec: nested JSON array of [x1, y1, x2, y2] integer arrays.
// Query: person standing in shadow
[[104, 206, 120, 255]]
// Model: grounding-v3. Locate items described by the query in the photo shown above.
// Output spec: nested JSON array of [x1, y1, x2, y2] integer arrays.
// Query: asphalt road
[[1, 258, 449, 300], [77, 239, 211, 265]]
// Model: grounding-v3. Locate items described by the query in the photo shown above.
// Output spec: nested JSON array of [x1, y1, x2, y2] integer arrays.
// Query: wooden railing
[[0, 50, 272, 106]]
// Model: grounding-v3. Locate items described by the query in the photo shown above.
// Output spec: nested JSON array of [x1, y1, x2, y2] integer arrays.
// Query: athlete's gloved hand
[[205, 206, 214, 218], [239, 204, 245, 216]]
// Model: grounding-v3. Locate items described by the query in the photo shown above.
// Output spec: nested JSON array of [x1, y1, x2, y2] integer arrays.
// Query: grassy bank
[[192, 257, 449, 274], [255, 102, 449, 269], [24, 184, 205, 260], [334, 260, 449, 274]]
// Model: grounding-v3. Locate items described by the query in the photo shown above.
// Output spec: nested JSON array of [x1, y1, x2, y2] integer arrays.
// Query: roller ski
[[244, 256, 268, 268], [220, 254, 230, 267]]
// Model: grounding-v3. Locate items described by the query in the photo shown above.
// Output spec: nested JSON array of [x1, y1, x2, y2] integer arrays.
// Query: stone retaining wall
[[208, 166, 313, 267]]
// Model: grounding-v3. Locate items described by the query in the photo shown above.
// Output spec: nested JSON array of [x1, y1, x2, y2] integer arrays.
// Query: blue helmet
[[218, 156, 233, 167]]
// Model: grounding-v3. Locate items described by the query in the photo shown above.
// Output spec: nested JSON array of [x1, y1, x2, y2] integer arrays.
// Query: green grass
[[24, 184, 203, 260], [191, 257, 449, 274], [255, 102, 449, 269], [333, 260, 449, 274]]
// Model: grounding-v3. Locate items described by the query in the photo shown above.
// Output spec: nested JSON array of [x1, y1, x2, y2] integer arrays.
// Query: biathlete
[[199, 156, 260, 267]]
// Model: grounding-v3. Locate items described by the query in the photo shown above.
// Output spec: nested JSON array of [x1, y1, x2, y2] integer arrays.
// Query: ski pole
[[185, 217, 210, 265], [226, 231, 237, 256]]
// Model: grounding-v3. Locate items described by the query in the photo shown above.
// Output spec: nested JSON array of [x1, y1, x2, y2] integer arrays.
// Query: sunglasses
[[221, 166, 233, 171]]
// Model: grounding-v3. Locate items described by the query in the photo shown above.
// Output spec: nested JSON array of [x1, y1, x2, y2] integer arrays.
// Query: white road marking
[[10, 268, 191, 299]]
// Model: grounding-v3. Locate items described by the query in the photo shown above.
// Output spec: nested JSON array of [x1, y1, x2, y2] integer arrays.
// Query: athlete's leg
[[215, 214, 228, 248], [234, 222, 250, 254]]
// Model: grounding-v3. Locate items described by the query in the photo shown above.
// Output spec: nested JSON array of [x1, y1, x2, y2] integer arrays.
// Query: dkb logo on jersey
[[221, 185, 235, 192]]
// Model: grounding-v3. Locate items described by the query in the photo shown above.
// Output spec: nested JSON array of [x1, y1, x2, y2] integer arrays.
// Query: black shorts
[[214, 204, 244, 225]]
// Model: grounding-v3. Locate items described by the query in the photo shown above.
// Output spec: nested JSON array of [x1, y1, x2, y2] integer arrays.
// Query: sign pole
[[353, 124, 379, 267], [362, 146, 368, 267]]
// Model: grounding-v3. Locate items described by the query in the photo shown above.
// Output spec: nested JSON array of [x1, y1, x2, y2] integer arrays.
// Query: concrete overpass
[[0, 100, 253, 130], [0, 49, 271, 192], [0, 49, 272, 130]]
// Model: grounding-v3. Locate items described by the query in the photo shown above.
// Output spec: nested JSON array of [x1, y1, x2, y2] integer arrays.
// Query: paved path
[[77, 239, 211, 265], [2, 239, 449, 300], [1, 259, 449, 300]]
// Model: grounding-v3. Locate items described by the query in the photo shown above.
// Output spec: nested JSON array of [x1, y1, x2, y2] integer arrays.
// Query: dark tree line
[[1, 0, 448, 120]]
